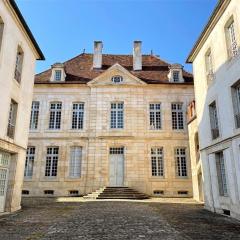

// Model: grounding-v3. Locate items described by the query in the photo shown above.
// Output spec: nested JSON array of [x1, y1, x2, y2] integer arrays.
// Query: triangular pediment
[[87, 63, 147, 86]]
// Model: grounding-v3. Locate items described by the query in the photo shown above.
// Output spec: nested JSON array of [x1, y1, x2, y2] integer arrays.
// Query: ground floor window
[[24, 147, 35, 178], [215, 151, 228, 196], [45, 147, 59, 177], [69, 147, 82, 177], [109, 147, 124, 154], [151, 147, 164, 176], [175, 148, 187, 177]]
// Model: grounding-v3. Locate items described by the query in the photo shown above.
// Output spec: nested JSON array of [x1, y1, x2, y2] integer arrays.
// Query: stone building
[[0, 0, 44, 212], [187, 0, 240, 219], [23, 41, 194, 198]]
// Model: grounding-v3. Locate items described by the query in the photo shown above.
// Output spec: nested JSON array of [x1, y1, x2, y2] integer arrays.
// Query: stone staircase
[[97, 187, 149, 200], [83, 187, 106, 199]]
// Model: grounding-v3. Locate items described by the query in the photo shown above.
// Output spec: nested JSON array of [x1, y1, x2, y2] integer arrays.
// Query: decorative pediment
[[87, 63, 147, 86]]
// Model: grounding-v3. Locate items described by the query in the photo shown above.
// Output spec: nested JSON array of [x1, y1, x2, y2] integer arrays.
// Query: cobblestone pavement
[[0, 198, 240, 240]]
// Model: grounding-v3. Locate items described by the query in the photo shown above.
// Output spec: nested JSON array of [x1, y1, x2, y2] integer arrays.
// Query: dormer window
[[112, 75, 123, 84], [168, 64, 184, 83], [173, 71, 180, 82], [54, 70, 62, 81], [50, 63, 65, 82]]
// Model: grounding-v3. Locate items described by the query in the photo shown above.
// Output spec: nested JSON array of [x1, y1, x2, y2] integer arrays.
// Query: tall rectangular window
[[175, 148, 187, 177], [173, 71, 180, 82], [72, 103, 84, 129], [14, 46, 24, 83], [216, 151, 228, 196], [24, 147, 35, 178], [225, 19, 238, 58], [110, 102, 124, 129], [29, 101, 40, 130], [69, 147, 82, 177], [232, 83, 240, 128], [151, 147, 164, 177], [149, 103, 161, 130], [0, 18, 4, 54], [172, 103, 184, 130], [205, 49, 214, 84], [45, 147, 59, 177], [54, 70, 62, 81], [49, 102, 62, 129], [7, 100, 18, 139], [209, 101, 219, 139]]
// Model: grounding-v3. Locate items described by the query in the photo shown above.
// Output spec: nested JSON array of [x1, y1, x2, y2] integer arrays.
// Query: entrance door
[[109, 147, 124, 187], [0, 151, 10, 213]]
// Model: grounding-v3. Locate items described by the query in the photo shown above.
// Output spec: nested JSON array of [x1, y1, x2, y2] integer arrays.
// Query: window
[[149, 103, 161, 130], [69, 147, 82, 177], [178, 191, 188, 195], [173, 71, 180, 82], [44, 190, 54, 195], [69, 190, 79, 196], [205, 49, 214, 84], [54, 70, 62, 81], [14, 46, 24, 83], [45, 147, 59, 177], [209, 101, 219, 139], [225, 19, 238, 58], [175, 148, 187, 177], [0, 18, 4, 54], [172, 103, 184, 130], [110, 102, 124, 129], [29, 101, 40, 130], [22, 190, 29, 195], [49, 102, 62, 129], [24, 147, 35, 178], [232, 82, 240, 128], [151, 147, 164, 177], [72, 103, 84, 129], [109, 147, 124, 154], [112, 75, 123, 84], [7, 100, 18, 138], [216, 151, 228, 196]]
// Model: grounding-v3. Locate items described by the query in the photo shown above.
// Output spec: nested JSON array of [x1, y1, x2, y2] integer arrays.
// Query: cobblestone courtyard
[[0, 198, 240, 240]]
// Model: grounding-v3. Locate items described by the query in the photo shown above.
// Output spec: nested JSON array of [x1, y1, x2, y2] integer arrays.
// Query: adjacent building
[[0, 0, 44, 212], [23, 41, 195, 198], [187, 0, 240, 219]]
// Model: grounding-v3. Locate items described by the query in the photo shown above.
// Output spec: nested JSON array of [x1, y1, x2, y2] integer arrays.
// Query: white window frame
[[72, 103, 84, 129], [215, 151, 228, 197], [173, 71, 180, 82], [7, 100, 18, 139], [225, 19, 238, 58], [175, 148, 187, 177], [151, 147, 164, 177], [112, 75, 123, 84], [69, 146, 82, 178], [49, 102, 62, 130], [171, 103, 184, 130], [149, 103, 161, 130], [45, 147, 59, 177], [29, 101, 40, 130], [110, 102, 124, 129], [54, 70, 62, 81], [24, 147, 35, 178]]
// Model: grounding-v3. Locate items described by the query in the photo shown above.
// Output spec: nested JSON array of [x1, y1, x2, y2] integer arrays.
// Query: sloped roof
[[35, 53, 193, 84]]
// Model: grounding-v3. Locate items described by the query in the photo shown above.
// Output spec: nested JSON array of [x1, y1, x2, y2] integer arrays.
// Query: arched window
[[111, 75, 123, 84]]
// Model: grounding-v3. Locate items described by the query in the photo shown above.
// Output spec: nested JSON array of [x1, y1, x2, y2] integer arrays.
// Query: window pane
[[149, 103, 161, 130], [69, 147, 82, 177], [172, 103, 184, 130], [49, 102, 62, 129], [45, 147, 59, 177], [110, 102, 124, 129], [216, 152, 228, 196], [175, 148, 187, 177], [151, 147, 164, 176], [7, 100, 18, 138], [24, 147, 35, 178], [72, 103, 84, 129], [29, 101, 40, 130]]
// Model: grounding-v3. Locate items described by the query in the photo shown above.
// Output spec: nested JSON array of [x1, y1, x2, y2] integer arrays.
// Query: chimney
[[133, 41, 142, 71], [93, 41, 103, 69]]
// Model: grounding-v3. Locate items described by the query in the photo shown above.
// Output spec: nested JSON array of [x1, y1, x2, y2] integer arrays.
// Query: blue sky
[[16, 0, 217, 73]]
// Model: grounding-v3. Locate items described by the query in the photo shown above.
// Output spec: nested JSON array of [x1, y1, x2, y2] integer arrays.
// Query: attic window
[[173, 71, 180, 82], [54, 70, 62, 81], [112, 75, 123, 84]]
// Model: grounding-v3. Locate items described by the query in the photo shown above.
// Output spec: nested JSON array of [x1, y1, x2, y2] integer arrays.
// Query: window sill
[[175, 177, 189, 180], [40, 178, 59, 182]]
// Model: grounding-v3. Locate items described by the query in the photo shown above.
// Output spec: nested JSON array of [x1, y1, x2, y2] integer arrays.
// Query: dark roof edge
[[186, 0, 230, 63], [9, 0, 45, 60]]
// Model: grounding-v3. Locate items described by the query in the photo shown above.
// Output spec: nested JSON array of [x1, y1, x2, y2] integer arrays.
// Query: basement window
[[22, 190, 29, 195], [153, 190, 164, 195], [178, 191, 188, 195], [223, 209, 230, 216], [69, 190, 79, 196], [44, 190, 54, 195]]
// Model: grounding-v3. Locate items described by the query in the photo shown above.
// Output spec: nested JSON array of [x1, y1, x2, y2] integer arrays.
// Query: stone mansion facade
[[22, 41, 195, 197]]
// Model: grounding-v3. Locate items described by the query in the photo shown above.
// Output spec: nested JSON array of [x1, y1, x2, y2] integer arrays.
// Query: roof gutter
[[8, 0, 45, 60], [186, 0, 230, 63]]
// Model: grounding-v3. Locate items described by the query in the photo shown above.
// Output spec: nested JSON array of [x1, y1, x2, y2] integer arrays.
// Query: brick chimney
[[133, 41, 142, 71], [93, 41, 103, 69]]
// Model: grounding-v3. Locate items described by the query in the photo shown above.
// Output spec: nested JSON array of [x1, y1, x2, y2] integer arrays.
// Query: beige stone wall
[[24, 68, 194, 197], [0, 1, 39, 212]]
